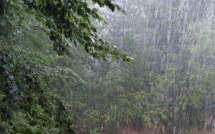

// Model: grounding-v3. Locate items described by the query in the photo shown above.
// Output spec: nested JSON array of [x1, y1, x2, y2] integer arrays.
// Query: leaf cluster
[[4, 0, 131, 61]]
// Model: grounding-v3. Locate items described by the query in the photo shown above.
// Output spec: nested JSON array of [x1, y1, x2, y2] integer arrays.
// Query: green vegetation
[[1, 0, 215, 134], [0, 0, 128, 133]]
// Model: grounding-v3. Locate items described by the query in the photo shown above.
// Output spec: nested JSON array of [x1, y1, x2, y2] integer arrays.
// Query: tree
[[0, 0, 130, 133], [3, 0, 131, 61]]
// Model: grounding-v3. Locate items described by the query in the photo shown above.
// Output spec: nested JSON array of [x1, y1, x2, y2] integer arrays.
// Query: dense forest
[[1, 0, 215, 134]]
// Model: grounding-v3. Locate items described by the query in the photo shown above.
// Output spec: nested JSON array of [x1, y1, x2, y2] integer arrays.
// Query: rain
[[76, 0, 215, 133], [2, 0, 215, 134]]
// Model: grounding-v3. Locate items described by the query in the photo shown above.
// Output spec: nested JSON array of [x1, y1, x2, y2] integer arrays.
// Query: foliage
[[68, 0, 215, 133], [0, 33, 77, 133], [5, 0, 131, 61], [0, 0, 131, 133], [2, 0, 215, 133]]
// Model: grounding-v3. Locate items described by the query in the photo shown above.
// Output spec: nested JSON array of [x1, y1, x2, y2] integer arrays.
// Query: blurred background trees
[[1, 0, 215, 133]]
